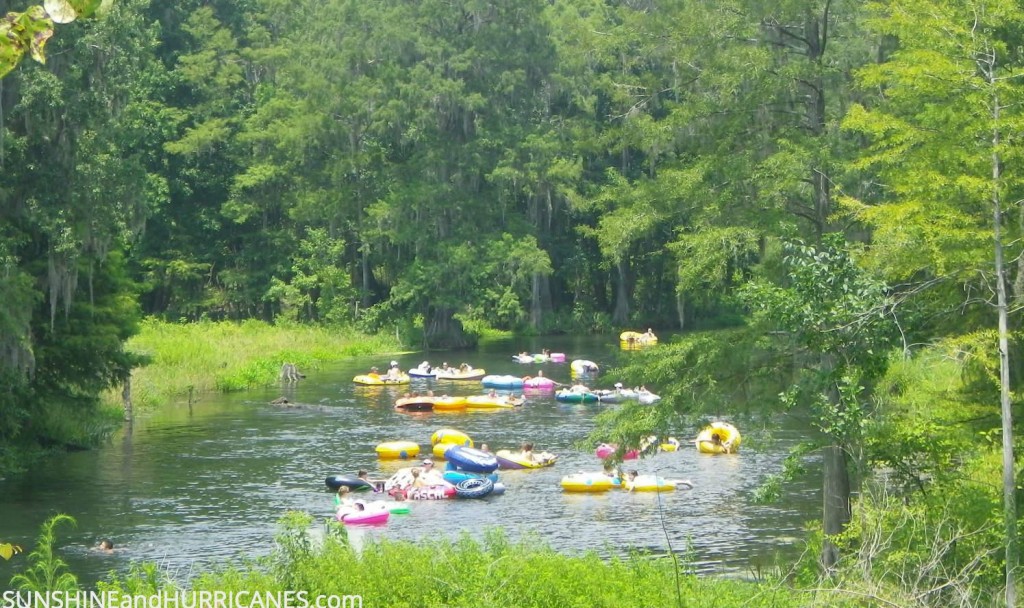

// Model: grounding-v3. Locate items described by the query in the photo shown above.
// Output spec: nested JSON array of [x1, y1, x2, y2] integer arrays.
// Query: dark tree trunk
[[821, 353, 851, 571], [821, 443, 850, 570], [612, 259, 630, 325], [424, 307, 476, 350]]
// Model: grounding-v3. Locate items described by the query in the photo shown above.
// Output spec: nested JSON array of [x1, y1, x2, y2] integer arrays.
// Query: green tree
[[841, 0, 1024, 601], [0, 0, 163, 472], [742, 235, 894, 569]]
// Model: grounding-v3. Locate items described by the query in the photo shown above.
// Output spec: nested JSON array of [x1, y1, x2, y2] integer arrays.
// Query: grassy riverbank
[[84, 513, 811, 607], [107, 319, 404, 411]]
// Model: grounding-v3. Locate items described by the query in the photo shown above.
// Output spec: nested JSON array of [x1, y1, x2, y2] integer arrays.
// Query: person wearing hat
[[419, 459, 445, 486], [386, 360, 403, 381], [614, 382, 624, 392]]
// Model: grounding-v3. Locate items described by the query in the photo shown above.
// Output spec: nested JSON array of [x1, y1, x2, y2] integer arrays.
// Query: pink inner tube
[[336, 504, 391, 524], [549, 353, 566, 362], [340, 511, 389, 524], [523, 376, 556, 388], [595, 444, 639, 460]]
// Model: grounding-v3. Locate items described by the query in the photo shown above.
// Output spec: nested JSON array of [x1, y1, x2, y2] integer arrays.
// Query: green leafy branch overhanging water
[[0, 0, 108, 78], [740, 235, 898, 570]]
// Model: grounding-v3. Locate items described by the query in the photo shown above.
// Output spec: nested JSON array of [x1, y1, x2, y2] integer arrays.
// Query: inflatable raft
[[325, 474, 376, 492], [444, 445, 499, 474], [494, 449, 557, 470], [523, 376, 556, 389], [354, 373, 410, 385], [624, 475, 686, 492], [394, 396, 436, 412], [570, 359, 599, 375], [375, 440, 420, 459], [336, 501, 391, 524], [481, 374, 525, 389], [466, 395, 524, 409], [560, 473, 617, 493], [434, 368, 487, 381], [431, 428, 473, 447], [695, 422, 742, 454], [556, 389, 598, 403]]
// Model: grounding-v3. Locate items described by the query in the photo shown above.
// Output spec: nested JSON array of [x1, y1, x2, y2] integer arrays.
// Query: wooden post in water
[[122, 375, 133, 422]]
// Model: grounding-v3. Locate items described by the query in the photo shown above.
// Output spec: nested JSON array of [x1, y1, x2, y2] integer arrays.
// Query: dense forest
[[3, 0, 1024, 603]]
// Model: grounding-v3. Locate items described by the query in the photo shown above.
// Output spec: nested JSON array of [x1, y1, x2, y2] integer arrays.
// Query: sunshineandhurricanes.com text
[[1, 591, 362, 608]]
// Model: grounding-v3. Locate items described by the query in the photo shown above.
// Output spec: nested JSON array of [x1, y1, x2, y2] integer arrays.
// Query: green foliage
[[8, 514, 78, 592], [741, 236, 895, 442], [111, 319, 402, 408], [864, 347, 983, 495], [265, 228, 357, 324], [752, 443, 814, 504], [824, 490, 1002, 607], [95, 514, 807, 608]]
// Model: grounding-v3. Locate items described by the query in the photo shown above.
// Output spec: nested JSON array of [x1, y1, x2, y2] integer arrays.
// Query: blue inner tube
[[443, 470, 499, 485], [325, 474, 374, 492], [444, 446, 499, 474], [455, 477, 495, 499], [481, 375, 525, 388]]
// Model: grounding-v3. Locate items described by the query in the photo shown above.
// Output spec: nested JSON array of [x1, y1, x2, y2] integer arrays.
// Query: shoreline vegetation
[[104, 319, 406, 413], [17, 513, 815, 607], [8, 329, 1002, 606]]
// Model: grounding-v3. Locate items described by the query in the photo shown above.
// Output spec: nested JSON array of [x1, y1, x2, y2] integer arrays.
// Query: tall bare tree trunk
[[991, 89, 1018, 607], [530, 272, 543, 329], [612, 259, 630, 325], [360, 242, 372, 309]]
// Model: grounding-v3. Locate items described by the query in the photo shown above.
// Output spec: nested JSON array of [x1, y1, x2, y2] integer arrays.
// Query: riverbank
[[22, 513, 811, 606], [105, 319, 405, 411]]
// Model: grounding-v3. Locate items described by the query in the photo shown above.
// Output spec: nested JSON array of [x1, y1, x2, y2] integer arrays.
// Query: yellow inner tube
[[495, 449, 557, 469], [431, 428, 472, 447], [659, 438, 681, 452], [432, 397, 468, 411], [560, 475, 614, 493], [466, 395, 523, 409], [375, 441, 420, 459], [695, 422, 742, 454], [626, 475, 676, 492], [354, 373, 410, 385], [433, 442, 459, 459]]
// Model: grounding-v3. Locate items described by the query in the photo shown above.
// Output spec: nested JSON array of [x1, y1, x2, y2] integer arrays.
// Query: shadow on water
[[0, 334, 819, 586]]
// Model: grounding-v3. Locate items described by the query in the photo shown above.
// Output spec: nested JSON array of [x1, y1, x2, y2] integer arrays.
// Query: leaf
[[68, 0, 103, 19], [29, 23, 53, 63], [0, 21, 26, 78], [0, 543, 23, 560], [43, 0, 77, 24]]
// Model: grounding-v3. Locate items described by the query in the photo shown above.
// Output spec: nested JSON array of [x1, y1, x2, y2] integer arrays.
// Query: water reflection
[[0, 335, 819, 586]]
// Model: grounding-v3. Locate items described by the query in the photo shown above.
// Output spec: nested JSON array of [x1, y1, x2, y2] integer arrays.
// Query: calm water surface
[[0, 335, 819, 586]]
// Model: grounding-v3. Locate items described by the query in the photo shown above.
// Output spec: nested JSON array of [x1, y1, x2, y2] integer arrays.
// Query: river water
[[0, 335, 820, 587]]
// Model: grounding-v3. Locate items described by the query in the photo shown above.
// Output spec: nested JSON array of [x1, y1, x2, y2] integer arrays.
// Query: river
[[0, 335, 820, 587]]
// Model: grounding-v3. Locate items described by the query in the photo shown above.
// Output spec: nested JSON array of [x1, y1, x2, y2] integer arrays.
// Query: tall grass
[[106, 319, 403, 410], [9, 514, 78, 592], [98, 512, 810, 608]]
